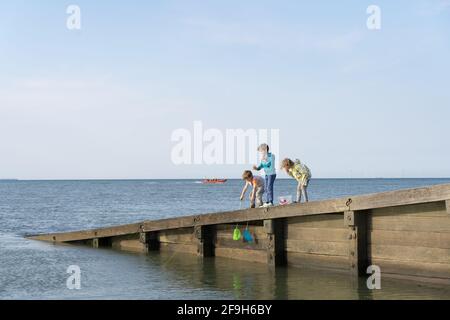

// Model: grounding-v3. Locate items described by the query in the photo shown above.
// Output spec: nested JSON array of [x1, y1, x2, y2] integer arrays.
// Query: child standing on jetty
[[281, 158, 311, 203], [253, 143, 276, 207], [240, 170, 265, 208]]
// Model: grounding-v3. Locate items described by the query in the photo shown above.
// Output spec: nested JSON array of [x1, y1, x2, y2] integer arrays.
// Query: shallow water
[[1, 179, 450, 299]]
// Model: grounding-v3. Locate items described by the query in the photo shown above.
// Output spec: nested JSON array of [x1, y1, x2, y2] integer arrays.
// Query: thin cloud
[[416, 0, 450, 16], [181, 17, 363, 53], [313, 31, 364, 52]]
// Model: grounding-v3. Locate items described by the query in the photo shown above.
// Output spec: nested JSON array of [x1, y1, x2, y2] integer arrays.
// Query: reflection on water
[[151, 250, 450, 300], [1, 234, 450, 300]]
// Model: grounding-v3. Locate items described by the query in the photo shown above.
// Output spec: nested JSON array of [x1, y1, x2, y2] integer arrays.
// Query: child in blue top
[[253, 143, 276, 207]]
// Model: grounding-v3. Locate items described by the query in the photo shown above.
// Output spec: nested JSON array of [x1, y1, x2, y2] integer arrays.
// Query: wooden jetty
[[28, 183, 450, 284]]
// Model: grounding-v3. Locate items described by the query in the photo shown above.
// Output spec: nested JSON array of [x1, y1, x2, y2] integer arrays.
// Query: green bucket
[[233, 226, 241, 241]]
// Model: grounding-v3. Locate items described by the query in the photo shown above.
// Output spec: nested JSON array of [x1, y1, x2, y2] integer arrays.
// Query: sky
[[0, 0, 449, 179]]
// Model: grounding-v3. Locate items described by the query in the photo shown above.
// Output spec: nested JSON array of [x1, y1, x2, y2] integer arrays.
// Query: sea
[[1, 178, 450, 300]]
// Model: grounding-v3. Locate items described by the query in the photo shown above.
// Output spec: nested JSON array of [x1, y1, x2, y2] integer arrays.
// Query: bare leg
[[301, 186, 309, 202], [296, 182, 302, 202]]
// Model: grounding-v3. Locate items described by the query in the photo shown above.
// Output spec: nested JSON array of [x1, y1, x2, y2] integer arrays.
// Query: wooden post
[[446, 200, 450, 215], [91, 237, 111, 248], [194, 225, 215, 257], [264, 219, 286, 267], [344, 211, 369, 276], [139, 231, 160, 252]]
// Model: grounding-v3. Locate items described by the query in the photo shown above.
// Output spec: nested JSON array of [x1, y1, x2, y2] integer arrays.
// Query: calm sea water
[[1, 178, 450, 300]]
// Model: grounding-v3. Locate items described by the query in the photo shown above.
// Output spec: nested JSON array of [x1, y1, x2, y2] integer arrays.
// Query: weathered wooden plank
[[28, 184, 450, 242], [369, 230, 450, 249], [215, 222, 264, 229], [286, 252, 349, 271], [287, 214, 345, 229], [29, 222, 144, 242], [215, 237, 268, 250], [286, 239, 348, 256], [215, 247, 267, 264], [159, 242, 198, 255], [111, 239, 147, 253], [158, 228, 195, 244], [371, 201, 447, 218], [348, 184, 450, 211], [158, 234, 194, 244], [370, 216, 450, 232], [369, 244, 450, 264], [285, 227, 348, 242]]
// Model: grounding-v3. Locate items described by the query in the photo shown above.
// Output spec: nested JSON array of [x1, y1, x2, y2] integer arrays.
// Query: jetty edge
[[28, 183, 450, 284]]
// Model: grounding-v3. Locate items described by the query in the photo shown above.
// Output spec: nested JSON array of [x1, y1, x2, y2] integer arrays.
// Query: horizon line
[[2, 177, 450, 181]]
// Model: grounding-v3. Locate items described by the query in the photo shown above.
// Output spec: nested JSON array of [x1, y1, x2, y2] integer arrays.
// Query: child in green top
[[281, 158, 311, 203]]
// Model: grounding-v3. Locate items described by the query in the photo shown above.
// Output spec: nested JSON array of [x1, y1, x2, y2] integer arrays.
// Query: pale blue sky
[[0, 0, 449, 179]]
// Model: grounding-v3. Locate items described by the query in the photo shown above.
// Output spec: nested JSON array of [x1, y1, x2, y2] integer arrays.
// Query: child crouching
[[240, 170, 265, 208]]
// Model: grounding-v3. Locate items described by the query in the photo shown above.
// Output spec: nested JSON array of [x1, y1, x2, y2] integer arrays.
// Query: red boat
[[202, 179, 227, 184]]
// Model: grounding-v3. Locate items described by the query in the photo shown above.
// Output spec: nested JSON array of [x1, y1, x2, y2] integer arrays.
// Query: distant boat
[[202, 179, 227, 184]]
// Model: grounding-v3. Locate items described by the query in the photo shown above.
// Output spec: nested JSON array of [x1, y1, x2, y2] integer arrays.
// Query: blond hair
[[257, 143, 269, 152], [281, 158, 295, 170]]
